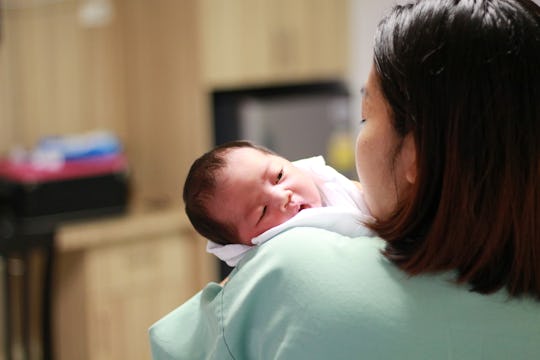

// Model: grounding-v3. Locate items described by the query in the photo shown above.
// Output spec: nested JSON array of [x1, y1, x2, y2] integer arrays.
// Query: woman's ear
[[402, 133, 417, 184]]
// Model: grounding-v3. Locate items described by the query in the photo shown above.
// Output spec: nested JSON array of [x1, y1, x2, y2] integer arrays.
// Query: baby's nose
[[273, 188, 292, 211]]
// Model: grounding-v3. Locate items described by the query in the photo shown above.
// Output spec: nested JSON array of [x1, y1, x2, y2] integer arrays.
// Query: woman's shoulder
[[228, 227, 428, 321], [222, 228, 391, 357], [150, 227, 540, 359], [223, 227, 540, 359], [232, 227, 388, 300], [231, 228, 388, 303], [235, 227, 388, 294]]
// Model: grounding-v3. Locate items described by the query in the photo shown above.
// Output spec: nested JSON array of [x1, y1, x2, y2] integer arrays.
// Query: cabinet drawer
[[84, 233, 199, 294]]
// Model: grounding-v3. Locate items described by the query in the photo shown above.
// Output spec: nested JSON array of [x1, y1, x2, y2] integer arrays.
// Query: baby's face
[[207, 147, 322, 245]]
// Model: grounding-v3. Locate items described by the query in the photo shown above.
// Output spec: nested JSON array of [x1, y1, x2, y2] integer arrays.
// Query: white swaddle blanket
[[207, 207, 374, 266], [206, 156, 375, 266]]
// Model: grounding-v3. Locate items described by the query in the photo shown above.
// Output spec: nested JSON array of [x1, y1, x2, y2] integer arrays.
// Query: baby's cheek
[[260, 217, 281, 235]]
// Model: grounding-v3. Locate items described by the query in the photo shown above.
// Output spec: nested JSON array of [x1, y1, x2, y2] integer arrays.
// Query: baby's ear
[[402, 133, 417, 184]]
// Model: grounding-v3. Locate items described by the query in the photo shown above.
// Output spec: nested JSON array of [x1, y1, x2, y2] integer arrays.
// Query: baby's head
[[183, 141, 322, 246]]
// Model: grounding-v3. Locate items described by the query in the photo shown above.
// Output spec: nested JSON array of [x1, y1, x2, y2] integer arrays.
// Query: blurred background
[[0, 0, 395, 359]]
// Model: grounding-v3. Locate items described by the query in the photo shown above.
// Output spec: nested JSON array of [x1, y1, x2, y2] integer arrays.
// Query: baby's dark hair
[[183, 140, 274, 245]]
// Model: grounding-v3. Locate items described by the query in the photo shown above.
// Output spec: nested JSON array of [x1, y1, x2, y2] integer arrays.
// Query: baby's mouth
[[298, 204, 309, 212]]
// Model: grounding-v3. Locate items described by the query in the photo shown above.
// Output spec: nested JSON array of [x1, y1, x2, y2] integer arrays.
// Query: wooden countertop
[[56, 208, 192, 252]]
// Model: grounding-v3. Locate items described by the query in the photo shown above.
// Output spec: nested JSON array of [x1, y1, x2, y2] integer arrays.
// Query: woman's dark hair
[[372, 0, 540, 298], [183, 140, 274, 245]]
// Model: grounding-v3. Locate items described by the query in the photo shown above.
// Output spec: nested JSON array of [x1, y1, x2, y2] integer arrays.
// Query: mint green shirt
[[149, 227, 540, 359]]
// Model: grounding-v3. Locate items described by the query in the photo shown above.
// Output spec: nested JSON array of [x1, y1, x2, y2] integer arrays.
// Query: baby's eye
[[258, 206, 267, 223], [276, 169, 283, 184]]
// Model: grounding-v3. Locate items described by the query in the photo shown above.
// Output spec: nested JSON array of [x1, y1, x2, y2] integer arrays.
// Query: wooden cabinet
[[53, 210, 217, 360], [199, 0, 349, 87]]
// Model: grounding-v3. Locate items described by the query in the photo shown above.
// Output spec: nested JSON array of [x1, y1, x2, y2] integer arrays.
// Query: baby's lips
[[286, 201, 302, 214], [289, 196, 312, 213]]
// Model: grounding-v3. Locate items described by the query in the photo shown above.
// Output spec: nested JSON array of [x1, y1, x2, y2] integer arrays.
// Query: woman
[[150, 0, 540, 358]]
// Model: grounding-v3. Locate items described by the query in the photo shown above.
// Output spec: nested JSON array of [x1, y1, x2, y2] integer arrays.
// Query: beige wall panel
[[1, 2, 126, 152], [118, 0, 208, 208], [0, 16, 16, 153], [78, 21, 127, 141]]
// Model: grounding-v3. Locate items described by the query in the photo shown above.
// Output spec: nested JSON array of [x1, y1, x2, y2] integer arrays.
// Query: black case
[[0, 171, 129, 251]]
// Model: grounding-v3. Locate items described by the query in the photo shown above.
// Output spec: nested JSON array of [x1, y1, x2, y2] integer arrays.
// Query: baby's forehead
[[224, 146, 269, 157], [222, 148, 267, 170]]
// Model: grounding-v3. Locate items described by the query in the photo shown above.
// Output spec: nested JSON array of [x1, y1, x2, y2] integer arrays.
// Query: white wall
[[348, 0, 396, 132]]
